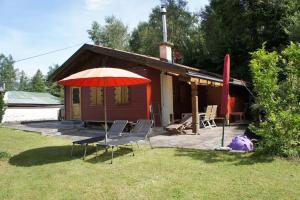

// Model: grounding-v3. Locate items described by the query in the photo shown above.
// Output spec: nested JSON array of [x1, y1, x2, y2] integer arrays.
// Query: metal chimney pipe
[[161, 5, 167, 43]]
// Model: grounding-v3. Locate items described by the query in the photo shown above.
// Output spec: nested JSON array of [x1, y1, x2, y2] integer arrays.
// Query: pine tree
[[46, 64, 64, 98], [30, 69, 46, 92], [0, 54, 17, 90], [18, 70, 30, 91]]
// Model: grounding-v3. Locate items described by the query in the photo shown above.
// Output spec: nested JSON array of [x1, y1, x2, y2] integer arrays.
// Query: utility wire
[[14, 43, 85, 63], [241, 81, 255, 100]]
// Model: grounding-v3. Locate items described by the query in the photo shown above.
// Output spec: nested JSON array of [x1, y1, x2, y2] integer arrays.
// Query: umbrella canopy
[[221, 54, 230, 117], [58, 68, 151, 87], [58, 67, 151, 144]]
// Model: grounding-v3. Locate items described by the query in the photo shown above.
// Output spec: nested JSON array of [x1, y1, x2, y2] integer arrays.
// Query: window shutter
[[90, 87, 103, 105], [96, 88, 103, 105], [115, 87, 122, 104], [115, 86, 129, 104], [89, 87, 97, 105], [122, 87, 129, 104]]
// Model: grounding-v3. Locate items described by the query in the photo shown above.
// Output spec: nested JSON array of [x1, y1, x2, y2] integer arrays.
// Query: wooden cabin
[[49, 43, 249, 133]]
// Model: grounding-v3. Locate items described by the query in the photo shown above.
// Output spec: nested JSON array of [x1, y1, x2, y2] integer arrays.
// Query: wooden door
[[71, 87, 81, 120]]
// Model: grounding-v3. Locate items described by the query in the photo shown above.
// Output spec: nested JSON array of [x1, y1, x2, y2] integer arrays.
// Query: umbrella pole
[[104, 87, 108, 144]]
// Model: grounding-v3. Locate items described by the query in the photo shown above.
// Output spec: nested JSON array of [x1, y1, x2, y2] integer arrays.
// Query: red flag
[[221, 54, 230, 117]]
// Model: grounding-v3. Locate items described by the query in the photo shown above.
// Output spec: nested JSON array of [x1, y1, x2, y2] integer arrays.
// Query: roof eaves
[[186, 71, 224, 83], [48, 44, 90, 81]]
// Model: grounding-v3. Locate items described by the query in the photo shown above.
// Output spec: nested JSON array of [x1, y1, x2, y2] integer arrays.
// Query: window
[[115, 86, 130, 104], [72, 88, 80, 104], [89, 87, 103, 106]]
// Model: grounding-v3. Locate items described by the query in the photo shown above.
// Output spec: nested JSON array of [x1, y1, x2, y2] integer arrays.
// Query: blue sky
[[0, 0, 208, 76]]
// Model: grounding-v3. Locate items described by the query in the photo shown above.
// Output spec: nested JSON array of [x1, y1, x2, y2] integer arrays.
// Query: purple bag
[[228, 135, 253, 151]]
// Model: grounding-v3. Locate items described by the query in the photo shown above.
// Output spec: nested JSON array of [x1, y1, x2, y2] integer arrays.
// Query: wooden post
[[191, 82, 199, 134]]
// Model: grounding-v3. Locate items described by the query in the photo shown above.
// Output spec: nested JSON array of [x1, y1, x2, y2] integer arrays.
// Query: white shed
[[2, 91, 63, 123]]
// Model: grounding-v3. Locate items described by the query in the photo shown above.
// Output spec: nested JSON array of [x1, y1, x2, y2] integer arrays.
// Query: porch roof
[[186, 71, 247, 87]]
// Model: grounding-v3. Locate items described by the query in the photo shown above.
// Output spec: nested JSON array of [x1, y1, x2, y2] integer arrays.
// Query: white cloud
[[85, 0, 111, 11]]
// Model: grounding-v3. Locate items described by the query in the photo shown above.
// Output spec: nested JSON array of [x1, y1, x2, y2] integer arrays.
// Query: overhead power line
[[14, 43, 85, 63]]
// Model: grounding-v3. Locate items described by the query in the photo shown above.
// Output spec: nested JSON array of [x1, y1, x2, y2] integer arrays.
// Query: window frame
[[89, 87, 104, 106], [114, 86, 130, 105]]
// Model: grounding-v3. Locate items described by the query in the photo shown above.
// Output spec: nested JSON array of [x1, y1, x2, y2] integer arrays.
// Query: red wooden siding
[[64, 63, 161, 124], [228, 85, 249, 113], [206, 86, 222, 115], [81, 85, 147, 121], [205, 85, 249, 116]]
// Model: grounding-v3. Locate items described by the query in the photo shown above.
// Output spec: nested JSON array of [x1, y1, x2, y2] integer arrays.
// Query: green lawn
[[0, 127, 299, 200]]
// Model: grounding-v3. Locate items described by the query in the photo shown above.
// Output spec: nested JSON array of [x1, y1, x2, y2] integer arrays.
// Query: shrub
[[249, 43, 300, 157]]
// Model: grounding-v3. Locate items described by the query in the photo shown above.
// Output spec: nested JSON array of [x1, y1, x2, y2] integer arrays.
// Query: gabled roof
[[4, 91, 62, 105], [49, 43, 247, 86]]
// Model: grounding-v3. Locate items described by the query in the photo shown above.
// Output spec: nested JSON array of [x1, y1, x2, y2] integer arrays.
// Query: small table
[[230, 112, 245, 122]]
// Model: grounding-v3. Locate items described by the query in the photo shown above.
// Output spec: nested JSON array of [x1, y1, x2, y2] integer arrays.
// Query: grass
[[0, 127, 299, 200]]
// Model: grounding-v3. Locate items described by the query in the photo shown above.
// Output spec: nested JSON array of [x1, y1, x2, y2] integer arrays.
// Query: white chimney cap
[[161, 6, 166, 14]]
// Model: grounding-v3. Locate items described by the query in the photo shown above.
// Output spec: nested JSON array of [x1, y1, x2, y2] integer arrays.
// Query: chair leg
[[203, 121, 207, 128], [83, 144, 88, 160], [71, 143, 75, 157], [95, 145, 99, 161], [131, 143, 135, 156], [205, 121, 212, 129], [111, 146, 114, 164], [148, 138, 153, 149], [211, 120, 217, 127], [200, 120, 205, 128]]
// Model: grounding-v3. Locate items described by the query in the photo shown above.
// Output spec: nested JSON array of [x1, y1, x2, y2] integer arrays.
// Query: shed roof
[[4, 91, 62, 105]]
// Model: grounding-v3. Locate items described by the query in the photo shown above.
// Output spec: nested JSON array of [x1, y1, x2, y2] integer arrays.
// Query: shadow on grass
[[174, 148, 274, 165], [9, 145, 97, 167], [86, 146, 134, 164]]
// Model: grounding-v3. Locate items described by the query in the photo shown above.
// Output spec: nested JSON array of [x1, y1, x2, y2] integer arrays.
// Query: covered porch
[[169, 71, 249, 134]]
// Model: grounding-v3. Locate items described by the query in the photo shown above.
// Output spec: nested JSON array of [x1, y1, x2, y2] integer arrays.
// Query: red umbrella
[[58, 67, 151, 143], [221, 54, 230, 119]]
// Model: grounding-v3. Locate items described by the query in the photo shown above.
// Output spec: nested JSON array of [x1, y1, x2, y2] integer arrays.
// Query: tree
[[201, 0, 298, 80], [288, 12, 300, 42], [30, 69, 46, 92], [0, 54, 17, 90], [129, 0, 207, 67], [0, 93, 5, 123], [87, 16, 130, 50], [18, 70, 30, 91], [46, 64, 64, 98], [249, 43, 300, 157]]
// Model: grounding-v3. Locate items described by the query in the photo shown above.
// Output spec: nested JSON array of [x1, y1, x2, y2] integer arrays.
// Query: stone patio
[[3, 121, 246, 150], [150, 126, 245, 150]]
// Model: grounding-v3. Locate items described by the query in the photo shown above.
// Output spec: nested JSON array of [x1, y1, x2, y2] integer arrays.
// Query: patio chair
[[165, 114, 193, 134], [96, 119, 154, 164], [209, 105, 218, 127], [200, 105, 213, 128], [71, 120, 128, 160]]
